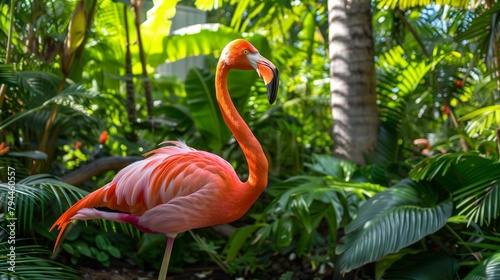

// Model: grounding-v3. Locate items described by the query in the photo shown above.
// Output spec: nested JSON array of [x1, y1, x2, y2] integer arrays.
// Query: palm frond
[[0, 174, 87, 233], [410, 152, 500, 226], [376, 0, 469, 10], [1, 83, 105, 143], [336, 179, 453, 272], [371, 46, 445, 166], [459, 231, 500, 259], [459, 104, 500, 137], [0, 241, 79, 279], [455, 2, 500, 57], [0, 64, 17, 85]]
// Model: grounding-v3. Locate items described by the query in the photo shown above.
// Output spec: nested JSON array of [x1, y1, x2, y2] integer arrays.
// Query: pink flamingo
[[51, 39, 279, 280]]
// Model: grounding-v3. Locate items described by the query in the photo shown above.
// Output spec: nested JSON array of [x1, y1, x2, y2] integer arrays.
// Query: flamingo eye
[[243, 50, 249, 55]]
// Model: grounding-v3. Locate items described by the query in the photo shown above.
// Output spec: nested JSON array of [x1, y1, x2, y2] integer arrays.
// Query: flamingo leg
[[158, 236, 175, 280]]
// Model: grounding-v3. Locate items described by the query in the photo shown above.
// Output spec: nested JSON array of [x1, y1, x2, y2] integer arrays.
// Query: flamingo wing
[[50, 141, 241, 247]]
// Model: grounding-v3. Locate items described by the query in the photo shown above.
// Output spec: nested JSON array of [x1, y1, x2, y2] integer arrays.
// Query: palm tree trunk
[[328, 0, 378, 166], [132, 1, 154, 116], [124, 4, 136, 125]]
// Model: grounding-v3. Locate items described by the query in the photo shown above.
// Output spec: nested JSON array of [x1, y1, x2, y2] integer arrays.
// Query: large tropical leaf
[[157, 23, 272, 65], [381, 251, 459, 279], [183, 60, 268, 152], [184, 68, 226, 151], [137, 0, 178, 69], [464, 252, 500, 280], [336, 179, 453, 272]]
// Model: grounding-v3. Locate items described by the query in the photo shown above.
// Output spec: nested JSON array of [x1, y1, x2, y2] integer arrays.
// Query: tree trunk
[[328, 0, 378, 166]]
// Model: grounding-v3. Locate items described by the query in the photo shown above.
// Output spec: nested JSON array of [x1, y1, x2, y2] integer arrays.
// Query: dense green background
[[1, 0, 500, 279]]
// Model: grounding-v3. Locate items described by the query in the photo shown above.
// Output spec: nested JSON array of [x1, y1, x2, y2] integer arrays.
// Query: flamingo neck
[[215, 63, 268, 191]]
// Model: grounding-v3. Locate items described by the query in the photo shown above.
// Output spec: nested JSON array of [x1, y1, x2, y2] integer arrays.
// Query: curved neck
[[215, 63, 268, 190]]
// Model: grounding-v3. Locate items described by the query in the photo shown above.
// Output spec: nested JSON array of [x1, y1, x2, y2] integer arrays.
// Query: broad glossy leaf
[[66, 1, 86, 54], [336, 179, 453, 272], [139, 0, 178, 68], [184, 68, 227, 152], [155, 23, 271, 65], [184, 64, 264, 151], [464, 253, 500, 280], [381, 251, 459, 279]]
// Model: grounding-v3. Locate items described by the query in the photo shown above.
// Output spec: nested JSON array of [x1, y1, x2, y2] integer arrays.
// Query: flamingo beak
[[256, 56, 279, 104]]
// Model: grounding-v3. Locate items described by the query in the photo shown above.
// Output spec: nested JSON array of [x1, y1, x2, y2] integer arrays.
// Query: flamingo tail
[[49, 185, 115, 251]]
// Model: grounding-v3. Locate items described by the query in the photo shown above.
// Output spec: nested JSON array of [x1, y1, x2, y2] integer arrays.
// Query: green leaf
[[224, 223, 267, 262], [276, 218, 294, 249], [336, 179, 453, 272], [464, 253, 500, 280], [381, 251, 459, 279], [459, 105, 500, 136], [184, 68, 227, 152], [158, 23, 271, 65], [7, 151, 47, 160], [290, 196, 312, 234], [73, 241, 91, 257], [106, 245, 121, 258], [411, 152, 500, 226], [62, 243, 74, 255], [376, 0, 468, 10], [95, 234, 110, 251], [95, 251, 109, 263], [0, 64, 17, 85], [138, 0, 178, 68], [0, 241, 79, 279]]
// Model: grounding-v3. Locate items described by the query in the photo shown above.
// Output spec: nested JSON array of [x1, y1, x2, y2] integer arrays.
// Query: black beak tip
[[266, 68, 279, 104]]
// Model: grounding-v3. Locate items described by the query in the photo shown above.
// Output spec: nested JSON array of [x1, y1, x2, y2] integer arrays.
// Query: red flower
[[99, 131, 108, 144], [0, 142, 10, 155], [443, 104, 450, 115], [74, 141, 82, 150], [455, 80, 463, 87]]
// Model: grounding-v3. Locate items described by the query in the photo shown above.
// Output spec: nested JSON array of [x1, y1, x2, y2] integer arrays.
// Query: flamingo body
[[51, 141, 260, 241], [51, 39, 279, 280]]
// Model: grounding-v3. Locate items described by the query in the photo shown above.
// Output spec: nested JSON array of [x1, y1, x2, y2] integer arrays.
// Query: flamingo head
[[220, 39, 279, 104]]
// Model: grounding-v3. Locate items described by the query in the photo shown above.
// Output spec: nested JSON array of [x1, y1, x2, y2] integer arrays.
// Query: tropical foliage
[[1, 0, 500, 279]]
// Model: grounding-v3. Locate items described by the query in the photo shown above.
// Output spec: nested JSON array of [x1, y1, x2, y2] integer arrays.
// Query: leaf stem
[[445, 224, 477, 258], [188, 230, 228, 274]]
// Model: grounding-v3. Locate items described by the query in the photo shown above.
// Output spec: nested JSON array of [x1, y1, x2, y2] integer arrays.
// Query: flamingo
[[50, 39, 279, 280]]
